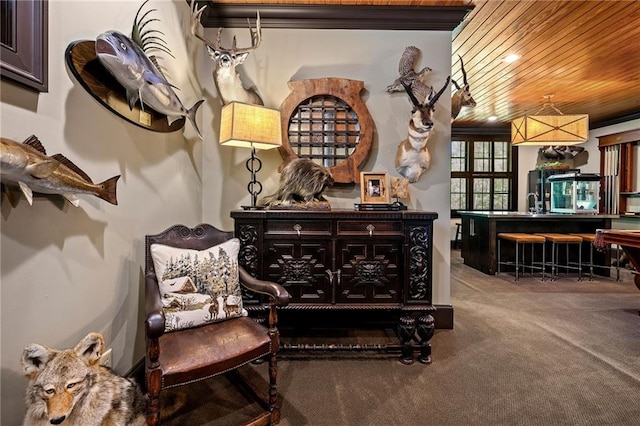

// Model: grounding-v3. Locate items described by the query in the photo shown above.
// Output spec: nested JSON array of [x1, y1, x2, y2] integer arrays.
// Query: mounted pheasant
[[386, 46, 432, 96]]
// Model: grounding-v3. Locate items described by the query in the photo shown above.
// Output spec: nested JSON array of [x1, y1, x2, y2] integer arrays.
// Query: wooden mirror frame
[[278, 78, 373, 184]]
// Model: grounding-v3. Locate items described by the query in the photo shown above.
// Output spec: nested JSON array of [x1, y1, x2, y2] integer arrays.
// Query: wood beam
[[198, 3, 472, 30]]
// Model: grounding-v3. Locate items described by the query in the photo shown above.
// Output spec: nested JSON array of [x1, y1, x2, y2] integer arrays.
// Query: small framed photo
[[360, 172, 390, 204]]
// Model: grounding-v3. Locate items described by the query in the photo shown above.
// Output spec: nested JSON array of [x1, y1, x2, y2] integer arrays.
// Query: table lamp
[[219, 102, 282, 208]]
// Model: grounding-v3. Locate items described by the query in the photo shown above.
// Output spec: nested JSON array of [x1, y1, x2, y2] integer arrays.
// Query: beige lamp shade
[[511, 114, 589, 145], [220, 102, 282, 150]]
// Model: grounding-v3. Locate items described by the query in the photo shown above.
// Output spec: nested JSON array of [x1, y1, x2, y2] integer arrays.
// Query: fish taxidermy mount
[[1, 135, 119, 207], [93, 0, 204, 138], [539, 145, 586, 160], [190, 0, 264, 106]]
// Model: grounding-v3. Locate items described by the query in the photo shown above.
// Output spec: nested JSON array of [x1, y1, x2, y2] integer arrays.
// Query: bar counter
[[459, 211, 618, 275]]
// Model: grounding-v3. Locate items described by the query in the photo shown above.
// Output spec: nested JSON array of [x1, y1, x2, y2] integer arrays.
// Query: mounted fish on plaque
[[65, 1, 203, 138], [1, 135, 120, 207]]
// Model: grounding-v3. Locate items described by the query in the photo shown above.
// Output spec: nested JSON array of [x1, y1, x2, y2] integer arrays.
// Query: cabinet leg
[[416, 314, 435, 364], [397, 316, 416, 365]]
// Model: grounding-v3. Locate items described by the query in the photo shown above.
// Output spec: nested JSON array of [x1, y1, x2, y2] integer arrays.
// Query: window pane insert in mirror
[[288, 95, 360, 168]]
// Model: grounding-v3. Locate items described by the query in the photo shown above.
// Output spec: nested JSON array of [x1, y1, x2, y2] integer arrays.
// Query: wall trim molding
[[452, 126, 511, 136], [591, 112, 640, 130], [434, 304, 454, 329], [199, 3, 472, 30]]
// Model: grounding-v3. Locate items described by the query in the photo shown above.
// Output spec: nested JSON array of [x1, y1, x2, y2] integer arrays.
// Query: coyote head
[[21, 333, 105, 425]]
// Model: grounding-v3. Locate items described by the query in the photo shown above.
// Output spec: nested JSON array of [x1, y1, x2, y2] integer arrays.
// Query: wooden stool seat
[[535, 233, 583, 243], [569, 233, 596, 243], [498, 233, 547, 243], [535, 233, 582, 280], [497, 233, 546, 281]]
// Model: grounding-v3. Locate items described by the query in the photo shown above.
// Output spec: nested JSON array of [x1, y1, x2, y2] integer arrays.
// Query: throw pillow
[[150, 238, 247, 332]]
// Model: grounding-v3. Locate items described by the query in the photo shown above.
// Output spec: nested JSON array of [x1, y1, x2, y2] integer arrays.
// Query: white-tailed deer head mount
[[395, 77, 450, 183], [451, 55, 476, 122], [189, 0, 263, 105]]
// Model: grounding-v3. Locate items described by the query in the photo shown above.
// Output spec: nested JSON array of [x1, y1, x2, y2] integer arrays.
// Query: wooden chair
[[144, 224, 290, 425]]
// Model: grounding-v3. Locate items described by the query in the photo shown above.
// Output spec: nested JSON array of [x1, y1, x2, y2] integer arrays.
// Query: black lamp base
[[246, 146, 263, 207]]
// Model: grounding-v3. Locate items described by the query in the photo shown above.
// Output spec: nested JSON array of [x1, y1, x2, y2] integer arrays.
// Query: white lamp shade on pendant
[[511, 114, 589, 145], [219, 102, 282, 150]]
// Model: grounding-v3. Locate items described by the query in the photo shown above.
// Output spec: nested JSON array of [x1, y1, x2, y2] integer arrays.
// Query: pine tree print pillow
[[150, 238, 247, 332]]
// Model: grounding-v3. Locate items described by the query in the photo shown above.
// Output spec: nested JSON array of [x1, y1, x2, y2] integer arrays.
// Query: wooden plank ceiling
[[203, 0, 640, 129], [452, 0, 640, 129]]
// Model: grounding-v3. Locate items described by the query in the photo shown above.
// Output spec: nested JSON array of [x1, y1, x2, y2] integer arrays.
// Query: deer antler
[[190, 1, 261, 55], [189, 0, 220, 49], [233, 13, 262, 54]]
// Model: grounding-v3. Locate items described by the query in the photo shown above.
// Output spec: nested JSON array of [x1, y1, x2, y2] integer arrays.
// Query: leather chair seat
[[159, 317, 271, 388]]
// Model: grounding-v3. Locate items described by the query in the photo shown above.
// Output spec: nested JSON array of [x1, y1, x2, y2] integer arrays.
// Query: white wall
[[517, 118, 640, 212], [0, 1, 203, 423], [200, 28, 453, 308]]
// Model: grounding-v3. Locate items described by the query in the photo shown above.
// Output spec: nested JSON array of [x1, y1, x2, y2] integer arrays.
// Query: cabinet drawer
[[337, 220, 403, 236], [265, 220, 331, 236]]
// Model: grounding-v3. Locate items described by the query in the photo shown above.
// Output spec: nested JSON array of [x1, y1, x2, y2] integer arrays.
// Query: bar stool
[[569, 233, 620, 281], [535, 233, 583, 281], [497, 233, 546, 281], [454, 223, 462, 249]]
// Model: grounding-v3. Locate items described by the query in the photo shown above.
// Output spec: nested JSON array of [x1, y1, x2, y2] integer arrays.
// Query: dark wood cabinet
[[231, 209, 438, 363], [598, 129, 640, 215]]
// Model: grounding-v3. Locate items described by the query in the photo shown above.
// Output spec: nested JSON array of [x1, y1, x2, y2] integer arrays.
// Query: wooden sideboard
[[231, 209, 438, 364]]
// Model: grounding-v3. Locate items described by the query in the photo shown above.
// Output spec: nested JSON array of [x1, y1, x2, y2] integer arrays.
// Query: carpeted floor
[[161, 252, 640, 425]]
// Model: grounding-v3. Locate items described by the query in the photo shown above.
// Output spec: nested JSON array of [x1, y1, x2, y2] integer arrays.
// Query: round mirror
[[279, 78, 373, 183]]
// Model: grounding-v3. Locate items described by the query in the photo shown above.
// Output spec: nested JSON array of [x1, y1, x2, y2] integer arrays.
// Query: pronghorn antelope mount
[[189, 0, 264, 106], [395, 77, 450, 183], [451, 55, 476, 122]]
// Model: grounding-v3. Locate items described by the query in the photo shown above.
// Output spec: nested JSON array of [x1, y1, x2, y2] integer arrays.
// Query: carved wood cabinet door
[[264, 239, 332, 304], [335, 238, 401, 303]]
